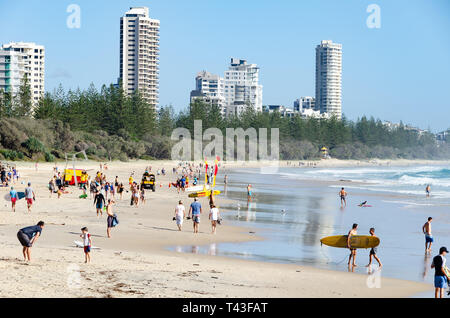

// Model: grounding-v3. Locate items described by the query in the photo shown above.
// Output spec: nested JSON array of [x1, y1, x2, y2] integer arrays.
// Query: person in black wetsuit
[[93, 190, 106, 217]]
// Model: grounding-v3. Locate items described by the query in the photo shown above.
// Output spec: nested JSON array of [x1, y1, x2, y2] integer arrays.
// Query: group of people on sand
[[173, 197, 221, 235], [1, 164, 20, 186], [8, 182, 36, 213]]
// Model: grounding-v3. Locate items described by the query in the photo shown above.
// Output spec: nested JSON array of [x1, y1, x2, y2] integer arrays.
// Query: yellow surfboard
[[320, 235, 380, 249], [188, 190, 221, 198]]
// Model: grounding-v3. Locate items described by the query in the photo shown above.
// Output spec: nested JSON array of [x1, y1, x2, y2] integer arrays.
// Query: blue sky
[[1, 0, 449, 132]]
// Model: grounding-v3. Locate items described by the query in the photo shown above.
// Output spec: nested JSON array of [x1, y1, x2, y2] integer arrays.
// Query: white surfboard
[[74, 240, 100, 250], [185, 185, 211, 193]]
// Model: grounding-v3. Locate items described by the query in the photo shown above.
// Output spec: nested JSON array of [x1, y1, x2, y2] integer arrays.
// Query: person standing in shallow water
[[347, 223, 358, 267], [423, 217, 434, 254], [339, 188, 347, 207]]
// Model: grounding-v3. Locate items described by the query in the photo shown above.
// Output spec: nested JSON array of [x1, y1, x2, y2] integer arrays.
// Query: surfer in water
[[426, 185, 431, 198], [339, 188, 347, 207], [347, 224, 358, 267], [423, 217, 434, 254], [247, 184, 252, 202]]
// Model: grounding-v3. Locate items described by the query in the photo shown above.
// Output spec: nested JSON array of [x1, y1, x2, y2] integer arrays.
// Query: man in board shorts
[[24, 182, 36, 213], [188, 198, 202, 234], [423, 217, 434, 254], [431, 247, 449, 298], [17, 221, 45, 261]]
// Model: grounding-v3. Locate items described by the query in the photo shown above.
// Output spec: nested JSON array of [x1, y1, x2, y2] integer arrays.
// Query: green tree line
[[0, 81, 448, 161]]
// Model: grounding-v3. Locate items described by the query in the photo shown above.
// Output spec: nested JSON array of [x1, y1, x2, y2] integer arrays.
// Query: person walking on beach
[[80, 227, 92, 263], [431, 247, 449, 298], [188, 198, 202, 234], [24, 182, 36, 213], [106, 199, 116, 238], [17, 221, 45, 262], [247, 184, 252, 202], [423, 217, 434, 254], [174, 200, 186, 231], [347, 223, 358, 267], [10, 186, 18, 212], [209, 204, 220, 235], [366, 228, 382, 268], [339, 188, 347, 207], [93, 190, 106, 217]]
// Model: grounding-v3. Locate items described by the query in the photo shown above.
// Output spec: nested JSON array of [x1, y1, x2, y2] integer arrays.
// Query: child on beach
[[366, 228, 382, 268], [80, 227, 92, 263], [10, 186, 18, 212]]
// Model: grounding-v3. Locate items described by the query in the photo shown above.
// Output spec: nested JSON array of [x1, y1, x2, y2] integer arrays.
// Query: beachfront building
[[315, 40, 342, 119], [119, 7, 160, 109], [190, 71, 225, 115], [294, 96, 315, 113], [224, 58, 263, 116], [262, 105, 295, 118], [0, 42, 45, 105]]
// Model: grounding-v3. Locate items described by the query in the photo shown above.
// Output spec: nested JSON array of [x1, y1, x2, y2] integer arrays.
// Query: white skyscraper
[[315, 40, 342, 119], [119, 7, 160, 108], [0, 42, 45, 104], [224, 58, 263, 116], [190, 71, 225, 114]]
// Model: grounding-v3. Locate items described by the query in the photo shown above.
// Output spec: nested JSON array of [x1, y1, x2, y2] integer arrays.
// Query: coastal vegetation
[[0, 83, 448, 162]]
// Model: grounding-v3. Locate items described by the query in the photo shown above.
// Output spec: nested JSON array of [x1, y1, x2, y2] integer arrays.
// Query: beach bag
[[112, 214, 119, 227]]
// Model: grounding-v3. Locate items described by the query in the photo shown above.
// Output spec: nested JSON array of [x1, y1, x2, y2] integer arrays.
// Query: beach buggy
[[141, 172, 156, 192]]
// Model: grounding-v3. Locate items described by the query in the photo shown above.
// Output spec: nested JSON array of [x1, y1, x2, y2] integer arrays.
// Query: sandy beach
[[0, 160, 434, 298]]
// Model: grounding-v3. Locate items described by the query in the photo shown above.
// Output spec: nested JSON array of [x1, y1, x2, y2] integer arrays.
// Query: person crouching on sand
[[17, 221, 44, 262], [80, 227, 92, 263]]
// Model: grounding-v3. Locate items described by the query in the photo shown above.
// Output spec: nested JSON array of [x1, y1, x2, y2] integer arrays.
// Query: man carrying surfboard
[[347, 224, 358, 267]]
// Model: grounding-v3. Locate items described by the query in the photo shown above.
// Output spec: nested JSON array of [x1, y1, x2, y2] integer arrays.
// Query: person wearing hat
[[431, 247, 450, 298], [24, 182, 36, 213]]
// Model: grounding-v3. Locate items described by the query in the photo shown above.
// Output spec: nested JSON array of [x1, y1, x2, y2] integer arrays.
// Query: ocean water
[[170, 165, 450, 288]]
